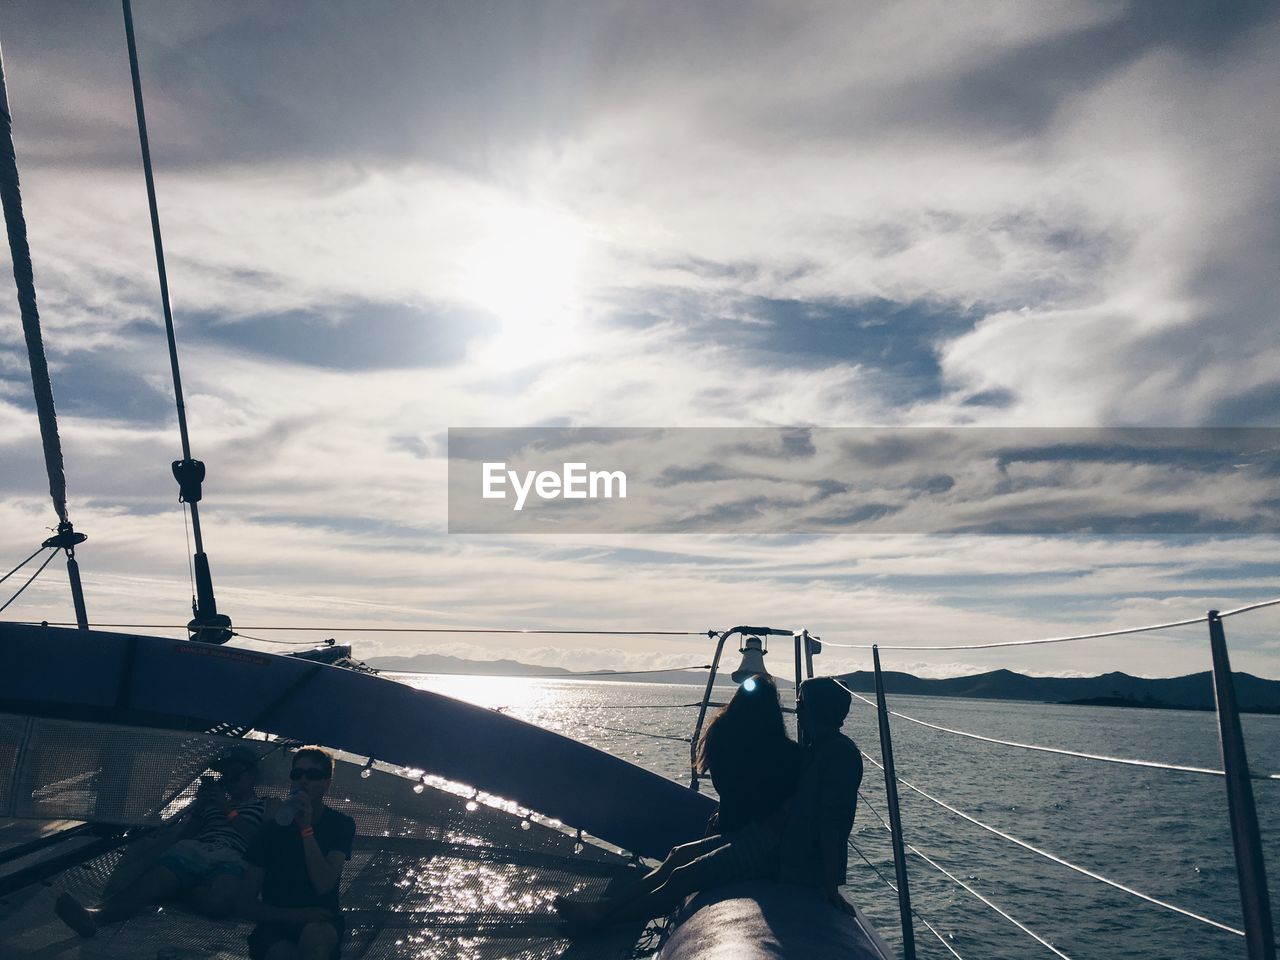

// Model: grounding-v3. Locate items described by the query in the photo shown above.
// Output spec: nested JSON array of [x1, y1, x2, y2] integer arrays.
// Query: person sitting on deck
[[238, 745, 356, 960], [54, 746, 269, 936], [555, 674, 801, 929], [777, 676, 864, 914]]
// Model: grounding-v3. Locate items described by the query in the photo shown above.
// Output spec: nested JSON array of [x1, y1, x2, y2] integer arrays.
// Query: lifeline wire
[[0, 548, 57, 615], [1219, 596, 1280, 618], [12, 621, 704, 636], [856, 791, 1063, 960], [848, 837, 967, 960], [821, 592, 1280, 651], [846, 690, 1280, 781], [822, 614, 1209, 651], [384, 664, 710, 679], [0, 544, 47, 586], [860, 751, 1245, 937], [907, 839, 1073, 960], [593, 724, 691, 743]]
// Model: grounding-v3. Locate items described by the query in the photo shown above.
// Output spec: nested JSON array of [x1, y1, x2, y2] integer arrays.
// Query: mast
[[0, 32, 90, 629], [121, 0, 231, 644]]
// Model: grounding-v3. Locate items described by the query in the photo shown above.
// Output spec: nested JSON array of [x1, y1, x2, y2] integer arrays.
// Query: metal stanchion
[[1208, 610, 1275, 960], [873, 644, 917, 960]]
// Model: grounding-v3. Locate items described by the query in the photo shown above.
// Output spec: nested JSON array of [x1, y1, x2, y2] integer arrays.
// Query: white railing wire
[[820, 593, 1280, 651], [855, 791, 1064, 959], [846, 691, 1280, 781], [821, 615, 1208, 651], [1218, 596, 1280, 618], [907, 839, 1073, 960], [849, 834, 968, 960], [859, 751, 1245, 937]]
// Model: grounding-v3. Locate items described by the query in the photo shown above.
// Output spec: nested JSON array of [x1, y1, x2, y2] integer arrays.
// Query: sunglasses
[[289, 768, 329, 781]]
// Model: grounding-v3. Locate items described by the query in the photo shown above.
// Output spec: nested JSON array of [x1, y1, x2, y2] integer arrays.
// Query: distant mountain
[[835, 668, 1280, 714], [367, 653, 573, 677], [365, 653, 724, 685]]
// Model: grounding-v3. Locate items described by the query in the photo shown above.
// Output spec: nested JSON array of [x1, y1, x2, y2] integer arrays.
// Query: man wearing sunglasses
[[239, 746, 356, 960], [55, 746, 268, 936]]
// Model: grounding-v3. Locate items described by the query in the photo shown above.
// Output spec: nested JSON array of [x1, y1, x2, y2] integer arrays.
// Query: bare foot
[[54, 892, 98, 938]]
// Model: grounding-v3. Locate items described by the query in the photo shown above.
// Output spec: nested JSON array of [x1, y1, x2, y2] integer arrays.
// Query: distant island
[[365, 655, 1280, 713], [833, 667, 1280, 715]]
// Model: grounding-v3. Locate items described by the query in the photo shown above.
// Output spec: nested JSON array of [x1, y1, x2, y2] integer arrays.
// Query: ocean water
[[399, 674, 1280, 960]]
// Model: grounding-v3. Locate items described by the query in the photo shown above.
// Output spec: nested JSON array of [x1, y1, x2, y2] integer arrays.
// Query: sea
[[397, 673, 1280, 960]]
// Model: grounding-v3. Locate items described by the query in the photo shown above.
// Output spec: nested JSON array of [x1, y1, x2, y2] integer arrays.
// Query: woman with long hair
[[555, 675, 801, 929]]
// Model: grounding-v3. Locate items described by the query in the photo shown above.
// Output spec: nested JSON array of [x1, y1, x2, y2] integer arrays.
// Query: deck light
[[731, 635, 771, 684]]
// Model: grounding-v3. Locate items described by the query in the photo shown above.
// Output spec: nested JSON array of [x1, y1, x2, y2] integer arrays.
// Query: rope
[[0, 544, 47, 586], [0, 43, 69, 526], [0, 548, 57, 615], [860, 751, 1245, 937], [846, 691, 1280, 781]]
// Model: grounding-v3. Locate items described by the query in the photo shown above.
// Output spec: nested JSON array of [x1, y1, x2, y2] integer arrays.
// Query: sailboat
[[0, 5, 894, 959]]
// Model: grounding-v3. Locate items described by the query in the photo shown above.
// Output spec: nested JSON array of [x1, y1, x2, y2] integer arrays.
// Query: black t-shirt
[[245, 805, 356, 914]]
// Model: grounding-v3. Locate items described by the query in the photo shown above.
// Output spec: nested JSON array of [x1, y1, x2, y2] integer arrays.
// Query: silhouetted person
[[55, 746, 268, 936], [239, 746, 355, 960], [778, 677, 863, 913], [555, 675, 800, 928]]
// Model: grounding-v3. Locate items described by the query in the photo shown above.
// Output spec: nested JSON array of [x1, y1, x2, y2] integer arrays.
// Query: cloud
[[1, 1, 1279, 681]]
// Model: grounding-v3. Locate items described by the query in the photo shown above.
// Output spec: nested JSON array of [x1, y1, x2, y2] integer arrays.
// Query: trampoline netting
[[0, 715, 656, 959]]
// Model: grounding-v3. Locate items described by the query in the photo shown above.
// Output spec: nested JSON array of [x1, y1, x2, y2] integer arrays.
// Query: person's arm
[[225, 797, 275, 843], [236, 864, 333, 925], [294, 795, 345, 895], [815, 746, 862, 905], [177, 779, 220, 839]]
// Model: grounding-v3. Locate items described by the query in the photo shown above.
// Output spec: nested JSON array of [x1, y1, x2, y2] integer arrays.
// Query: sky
[[1, 0, 1278, 680]]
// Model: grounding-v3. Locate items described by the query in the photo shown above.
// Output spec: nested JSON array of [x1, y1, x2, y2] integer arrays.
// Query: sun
[[459, 201, 587, 368]]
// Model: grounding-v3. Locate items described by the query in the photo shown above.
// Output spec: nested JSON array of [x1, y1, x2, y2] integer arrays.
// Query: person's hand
[[300, 907, 335, 925], [294, 791, 314, 829], [196, 777, 226, 810]]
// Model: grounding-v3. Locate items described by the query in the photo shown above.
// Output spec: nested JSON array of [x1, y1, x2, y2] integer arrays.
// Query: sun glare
[[459, 202, 587, 368]]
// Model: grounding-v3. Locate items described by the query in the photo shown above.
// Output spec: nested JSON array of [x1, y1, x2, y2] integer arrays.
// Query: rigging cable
[[0, 544, 48, 586], [852, 789, 968, 958], [821, 614, 1209, 651], [857, 788, 1073, 958], [0, 548, 58, 615], [13, 622, 706, 636], [121, 0, 230, 643], [819, 593, 1280, 651], [0, 33, 89, 628], [859, 750, 1244, 937], [846, 691, 1280, 781], [847, 837, 967, 960]]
